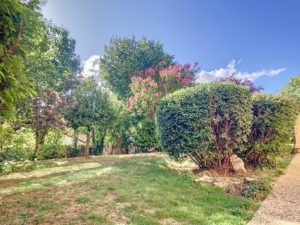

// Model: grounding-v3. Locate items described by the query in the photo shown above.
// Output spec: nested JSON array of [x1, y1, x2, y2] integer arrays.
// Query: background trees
[[100, 36, 174, 99], [66, 78, 114, 157], [0, 0, 298, 168], [0, 0, 81, 158]]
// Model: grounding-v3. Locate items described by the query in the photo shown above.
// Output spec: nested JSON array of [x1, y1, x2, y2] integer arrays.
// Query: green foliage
[[245, 94, 298, 166], [38, 144, 65, 160], [24, 162, 36, 171], [283, 75, 300, 108], [66, 78, 115, 156], [0, 0, 43, 120], [0, 161, 17, 174], [130, 117, 158, 148], [0, 126, 35, 161], [180, 171, 196, 184], [156, 83, 253, 168], [100, 36, 173, 99], [65, 146, 80, 158], [38, 129, 65, 159], [241, 179, 271, 200]]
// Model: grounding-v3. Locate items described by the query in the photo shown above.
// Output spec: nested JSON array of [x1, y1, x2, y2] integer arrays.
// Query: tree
[[0, 0, 43, 120], [128, 62, 199, 118], [127, 62, 199, 148], [100, 37, 174, 99], [18, 24, 81, 157], [31, 88, 65, 156], [283, 75, 300, 107], [66, 78, 113, 157]]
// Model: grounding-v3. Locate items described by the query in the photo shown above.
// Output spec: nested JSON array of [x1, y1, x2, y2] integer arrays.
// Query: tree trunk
[[34, 131, 40, 159], [85, 130, 91, 157], [98, 131, 106, 155], [34, 130, 46, 159], [73, 129, 78, 150]]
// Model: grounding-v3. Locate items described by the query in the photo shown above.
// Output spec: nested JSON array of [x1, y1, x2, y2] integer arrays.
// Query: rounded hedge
[[156, 83, 252, 168], [245, 94, 298, 166]]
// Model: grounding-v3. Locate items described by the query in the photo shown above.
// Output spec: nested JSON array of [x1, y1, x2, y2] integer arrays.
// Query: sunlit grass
[[0, 154, 258, 224]]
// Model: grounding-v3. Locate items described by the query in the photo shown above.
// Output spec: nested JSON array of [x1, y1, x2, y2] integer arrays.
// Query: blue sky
[[42, 0, 300, 92]]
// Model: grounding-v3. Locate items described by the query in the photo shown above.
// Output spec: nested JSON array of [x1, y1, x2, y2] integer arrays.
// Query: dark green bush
[[240, 178, 271, 200], [65, 145, 86, 158], [245, 94, 298, 166], [156, 83, 252, 168], [38, 144, 66, 160], [132, 118, 158, 149]]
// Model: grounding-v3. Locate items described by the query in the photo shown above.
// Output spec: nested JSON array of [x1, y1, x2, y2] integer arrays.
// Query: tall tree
[[100, 36, 174, 99], [66, 78, 113, 157], [0, 0, 43, 120], [31, 88, 65, 156], [26, 24, 80, 157]]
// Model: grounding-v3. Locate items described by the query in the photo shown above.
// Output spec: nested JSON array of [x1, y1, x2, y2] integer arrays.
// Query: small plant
[[181, 171, 196, 183], [24, 162, 36, 171], [240, 178, 271, 200]]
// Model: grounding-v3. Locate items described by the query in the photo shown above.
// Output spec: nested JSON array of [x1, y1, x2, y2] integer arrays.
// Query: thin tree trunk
[[85, 130, 91, 157], [73, 129, 78, 150], [34, 131, 40, 159]]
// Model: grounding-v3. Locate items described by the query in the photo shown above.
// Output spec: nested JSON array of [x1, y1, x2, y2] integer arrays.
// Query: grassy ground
[[0, 153, 259, 225]]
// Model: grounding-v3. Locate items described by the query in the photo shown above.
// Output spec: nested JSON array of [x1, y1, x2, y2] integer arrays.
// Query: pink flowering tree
[[128, 62, 199, 119], [127, 62, 199, 148]]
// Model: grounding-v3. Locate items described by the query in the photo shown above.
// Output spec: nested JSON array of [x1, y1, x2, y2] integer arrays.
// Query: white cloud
[[195, 59, 286, 83], [82, 55, 101, 81]]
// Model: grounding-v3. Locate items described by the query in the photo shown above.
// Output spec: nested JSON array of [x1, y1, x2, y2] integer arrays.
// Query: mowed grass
[[0, 154, 258, 225]]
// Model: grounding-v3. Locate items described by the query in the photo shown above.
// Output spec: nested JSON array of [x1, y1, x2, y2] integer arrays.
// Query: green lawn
[[0, 154, 258, 225]]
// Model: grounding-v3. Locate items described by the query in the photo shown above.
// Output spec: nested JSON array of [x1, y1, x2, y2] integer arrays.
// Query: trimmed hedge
[[156, 83, 252, 168], [245, 94, 298, 166]]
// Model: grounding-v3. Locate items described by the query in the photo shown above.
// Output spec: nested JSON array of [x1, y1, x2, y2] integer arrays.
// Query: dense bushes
[[244, 94, 298, 166], [156, 83, 252, 168]]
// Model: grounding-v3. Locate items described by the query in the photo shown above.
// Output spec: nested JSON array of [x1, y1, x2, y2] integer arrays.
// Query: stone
[[230, 154, 247, 173], [195, 171, 216, 183], [195, 174, 215, 183]]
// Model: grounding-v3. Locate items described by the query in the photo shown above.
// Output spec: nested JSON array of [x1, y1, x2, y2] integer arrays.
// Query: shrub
[[244, 94, 298, 166], [0, 127, 35, 161], [38, 144, 65, 160], [156, 83, 252, 168], [240, 178, 271, 200], [66, 145, 85, 158], [180, 171, 196, 184], [24, 162, 36, 171], [131, 118, 158, 149]]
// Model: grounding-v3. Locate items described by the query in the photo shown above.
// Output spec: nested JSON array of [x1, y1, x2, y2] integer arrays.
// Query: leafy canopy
[[100, 36, 174, 99]]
